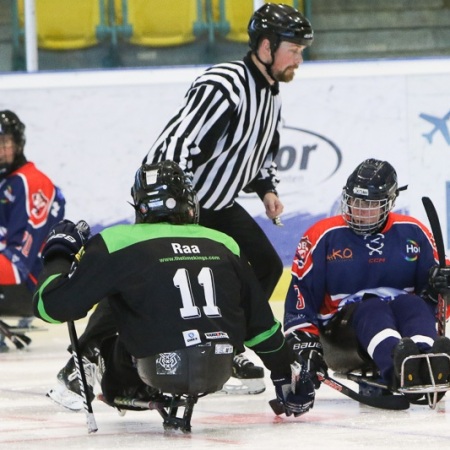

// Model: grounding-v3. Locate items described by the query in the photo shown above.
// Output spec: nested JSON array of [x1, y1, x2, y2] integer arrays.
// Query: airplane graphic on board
[[419, 110, 450, 145]]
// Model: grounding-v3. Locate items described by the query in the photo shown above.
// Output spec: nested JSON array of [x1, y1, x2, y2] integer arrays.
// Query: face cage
[[341, 193, 394, 235]]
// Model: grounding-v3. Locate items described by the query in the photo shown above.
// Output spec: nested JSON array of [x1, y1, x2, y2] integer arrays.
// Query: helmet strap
[[254, 36, 280, 83]]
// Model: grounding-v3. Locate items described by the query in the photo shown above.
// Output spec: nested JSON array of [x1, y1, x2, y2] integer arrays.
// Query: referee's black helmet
[[248, 3, 314, 52]]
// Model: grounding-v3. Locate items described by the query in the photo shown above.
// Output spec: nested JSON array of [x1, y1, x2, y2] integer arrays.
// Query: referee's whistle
[[272, 216, 284, 227]]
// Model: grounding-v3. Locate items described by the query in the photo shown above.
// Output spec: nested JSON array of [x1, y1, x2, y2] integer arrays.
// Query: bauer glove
[[286, 330, 328, 389], [271, 361, 315, 417], [428, 265, 450, 301], [42, 219, 91, 261]]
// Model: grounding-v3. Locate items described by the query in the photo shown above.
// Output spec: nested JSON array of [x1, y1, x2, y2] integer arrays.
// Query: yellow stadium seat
[[124, 0, 199, 47], [217, 0, 304, 43], [17, 0, 101, 50]]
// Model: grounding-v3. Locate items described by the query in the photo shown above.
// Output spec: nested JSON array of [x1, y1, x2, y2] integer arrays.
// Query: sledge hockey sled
[[100, 392, 203, 433], [334, 352, 450, 410], [0, 319, 47, 350], [320, 328, 450, 410]]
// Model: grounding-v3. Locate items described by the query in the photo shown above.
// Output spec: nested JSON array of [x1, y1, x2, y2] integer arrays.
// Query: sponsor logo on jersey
[[215, 343, 233, 354], [404, 239, 420, 261], [183, 329, 201, 347], [205, 331, 229, 340], [327, 247, 353, 261]]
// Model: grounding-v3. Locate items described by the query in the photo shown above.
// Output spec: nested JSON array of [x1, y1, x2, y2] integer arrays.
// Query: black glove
[[271, 361, 315, 417], [286, 330, 328, 389], [42, 220, 91, 261], [428, 265, 450, 302]]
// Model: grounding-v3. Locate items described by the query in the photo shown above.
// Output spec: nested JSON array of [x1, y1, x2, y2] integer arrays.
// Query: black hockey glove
[[271, 361, 315, 417], [42, 220, 91, 261], [286, 330, 328, 389], [428, 265, 450, 302]]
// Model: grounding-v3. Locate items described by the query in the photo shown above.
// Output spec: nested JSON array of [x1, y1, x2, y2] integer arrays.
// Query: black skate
[[427, 336, 450, 385], [393, 337, 423, 389], [47, 356, 96, 411], [393, 337, 450, 408]]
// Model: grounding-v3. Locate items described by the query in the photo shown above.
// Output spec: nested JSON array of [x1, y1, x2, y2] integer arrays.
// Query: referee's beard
[[273, 65, 298, 82]]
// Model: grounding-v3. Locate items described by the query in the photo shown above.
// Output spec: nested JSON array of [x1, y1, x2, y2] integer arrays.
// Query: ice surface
[[1, 308, 450, 450]]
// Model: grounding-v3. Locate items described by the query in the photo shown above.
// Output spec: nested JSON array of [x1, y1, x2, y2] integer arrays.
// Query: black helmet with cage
[[131, 160, 199, 225], [341, 158, 407, 235], [248, 3, 314, 53], [0, 110, 27, 177]]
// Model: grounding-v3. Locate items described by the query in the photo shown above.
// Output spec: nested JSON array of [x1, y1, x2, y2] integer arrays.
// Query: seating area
[[12, 0, 304, 52], [5, 0, 450, 72]]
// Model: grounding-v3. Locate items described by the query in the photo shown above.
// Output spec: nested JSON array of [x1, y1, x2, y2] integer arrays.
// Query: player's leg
[[48, 299, 118, 410], [350, 296, 402, 386]]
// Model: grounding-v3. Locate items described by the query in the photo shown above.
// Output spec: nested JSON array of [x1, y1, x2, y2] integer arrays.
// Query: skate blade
[[220, 378, 266, 395], [47, 384, 84, 412]]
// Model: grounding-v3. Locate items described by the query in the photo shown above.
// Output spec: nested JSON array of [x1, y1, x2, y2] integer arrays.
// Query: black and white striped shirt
[[145, 53, 281, 211]]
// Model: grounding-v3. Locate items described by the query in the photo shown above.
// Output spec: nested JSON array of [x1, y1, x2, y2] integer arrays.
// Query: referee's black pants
[[199, 202, 283, 301]]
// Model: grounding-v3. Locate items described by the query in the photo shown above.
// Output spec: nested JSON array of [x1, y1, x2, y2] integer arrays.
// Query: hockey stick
[[0, 319, 32, 349], [67, 320, 98, 434], [316, 372, 410, 410], [269, 371, 410, 413], [422, 196, 448, 336]]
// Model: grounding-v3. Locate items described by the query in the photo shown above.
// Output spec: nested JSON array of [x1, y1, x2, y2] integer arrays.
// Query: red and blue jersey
[[0, 162, 65, 290], [284, 213, 440, 336]]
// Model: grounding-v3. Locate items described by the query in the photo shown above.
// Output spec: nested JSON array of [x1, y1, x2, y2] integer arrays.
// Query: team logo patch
[[156, 352, 182, 375], [183, 329, 201, 347], [205, 331, 229, 340], [295, 236, 312, 269], [31, 190, 49, 219]]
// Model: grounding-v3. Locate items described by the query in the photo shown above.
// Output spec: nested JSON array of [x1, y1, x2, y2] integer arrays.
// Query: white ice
[[1, 304, 450, 450]]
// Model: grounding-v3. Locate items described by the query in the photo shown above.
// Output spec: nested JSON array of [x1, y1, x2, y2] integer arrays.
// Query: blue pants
[[351, 294, 437, 383]]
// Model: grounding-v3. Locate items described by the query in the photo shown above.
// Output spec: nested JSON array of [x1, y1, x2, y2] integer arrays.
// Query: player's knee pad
[[137, 341, 234, 395]]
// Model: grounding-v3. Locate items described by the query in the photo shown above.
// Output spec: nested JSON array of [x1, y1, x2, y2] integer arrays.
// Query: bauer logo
[[275, 122, 342, 184]]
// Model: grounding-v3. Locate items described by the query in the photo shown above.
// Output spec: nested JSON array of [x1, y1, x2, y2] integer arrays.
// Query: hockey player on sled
[[283, 158, 450, 410], [33, 161, 315, 432]]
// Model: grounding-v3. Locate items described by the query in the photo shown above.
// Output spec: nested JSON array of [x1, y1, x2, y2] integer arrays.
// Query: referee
[[145, 3, 314, 394]]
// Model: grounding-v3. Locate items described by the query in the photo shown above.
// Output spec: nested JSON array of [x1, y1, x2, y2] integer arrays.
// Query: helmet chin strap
[[255, 50, 277, 82], [254, 37, 281, 83]]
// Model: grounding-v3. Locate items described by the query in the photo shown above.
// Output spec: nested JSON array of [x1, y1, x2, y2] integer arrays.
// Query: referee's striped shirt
[[145, 53, 282, 211]]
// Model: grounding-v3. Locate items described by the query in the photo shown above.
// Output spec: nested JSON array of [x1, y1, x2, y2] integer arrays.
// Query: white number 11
[[173, 267, 222, 319]]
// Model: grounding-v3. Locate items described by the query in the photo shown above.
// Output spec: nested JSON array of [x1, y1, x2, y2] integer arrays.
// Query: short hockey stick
[[67, 320, 98, 434], [422, 196, 448, 337], [0, 319, 32, 349], [317, 372, 410, 410], [269, 371, 410, 413]]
